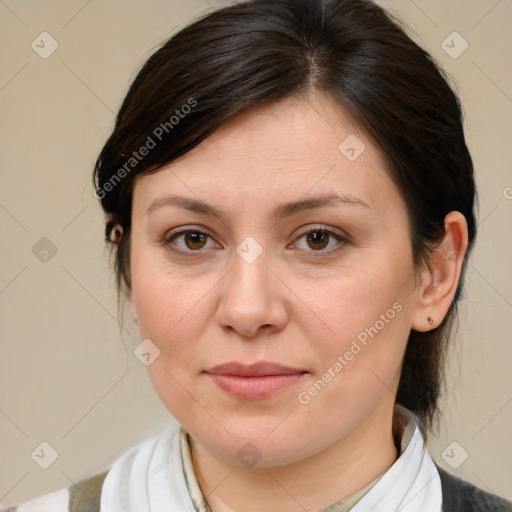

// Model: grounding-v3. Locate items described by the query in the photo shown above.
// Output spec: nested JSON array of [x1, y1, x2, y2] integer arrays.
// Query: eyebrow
[[145, 193, 370, 221]]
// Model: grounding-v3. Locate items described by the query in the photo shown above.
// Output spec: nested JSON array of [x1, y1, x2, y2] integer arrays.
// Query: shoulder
[[0, 470, 109, 512], [0, 487, 69, 512], [437, 465, 512, 512], [68, 470, 109, 512], [1, 421, 180, 512]]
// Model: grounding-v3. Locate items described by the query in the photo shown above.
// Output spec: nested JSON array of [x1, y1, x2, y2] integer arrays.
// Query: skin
[[128, 94, 468, 512]]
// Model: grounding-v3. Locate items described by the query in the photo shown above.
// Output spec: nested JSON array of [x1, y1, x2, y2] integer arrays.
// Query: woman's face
[[129, 95, 423, 467]]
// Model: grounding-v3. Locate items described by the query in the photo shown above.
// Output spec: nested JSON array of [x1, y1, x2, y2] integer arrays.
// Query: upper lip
[[206, 361, 306, 377]]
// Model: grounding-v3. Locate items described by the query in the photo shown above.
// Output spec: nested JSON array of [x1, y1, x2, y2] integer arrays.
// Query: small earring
[[133, 316, 138, 323], [427, 316, 434, 327]]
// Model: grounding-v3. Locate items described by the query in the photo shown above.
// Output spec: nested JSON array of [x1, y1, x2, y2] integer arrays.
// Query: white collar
[[101, 406, 442, 512], [346, 405, 442, 512]]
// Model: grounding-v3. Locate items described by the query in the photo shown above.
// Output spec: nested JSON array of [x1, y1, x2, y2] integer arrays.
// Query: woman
[[3, 0, 511, 510]]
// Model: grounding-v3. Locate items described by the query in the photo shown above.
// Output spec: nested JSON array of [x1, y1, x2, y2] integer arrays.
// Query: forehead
[[133, 95, 399, 215]]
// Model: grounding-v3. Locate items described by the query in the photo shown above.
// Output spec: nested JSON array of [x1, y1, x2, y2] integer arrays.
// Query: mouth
[[205, 361, 308, 400]]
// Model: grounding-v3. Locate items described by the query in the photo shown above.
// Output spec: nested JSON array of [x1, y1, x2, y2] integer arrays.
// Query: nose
[[215, 245, 289, 339]]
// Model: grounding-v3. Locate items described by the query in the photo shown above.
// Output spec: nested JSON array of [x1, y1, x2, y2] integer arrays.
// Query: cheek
[[300, 257, 413, 383], [294, 276, 411, 432], [131, 248, 209, 342], [306, 263, 409, 335], [134, 267, 212, 416]]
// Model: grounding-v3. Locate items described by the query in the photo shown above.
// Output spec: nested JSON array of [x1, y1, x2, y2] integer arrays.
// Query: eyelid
[[161, 224, 350, 256], [289, 224, 349, 256], [160, 225, 219, 252], [292, 223, 349, 242]]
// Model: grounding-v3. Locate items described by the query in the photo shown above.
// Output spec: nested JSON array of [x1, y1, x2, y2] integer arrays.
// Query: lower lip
[[207, 373, 305, 400]]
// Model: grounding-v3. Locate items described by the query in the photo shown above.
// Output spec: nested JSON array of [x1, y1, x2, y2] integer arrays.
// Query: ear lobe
[[411, 211, 469, 332]]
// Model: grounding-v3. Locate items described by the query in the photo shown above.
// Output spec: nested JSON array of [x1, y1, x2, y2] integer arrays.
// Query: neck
[[190, 407, 400, 512]]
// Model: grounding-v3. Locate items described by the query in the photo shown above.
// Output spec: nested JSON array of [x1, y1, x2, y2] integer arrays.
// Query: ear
[[411, 211, 469, 332], [109, 223, 123, 243]]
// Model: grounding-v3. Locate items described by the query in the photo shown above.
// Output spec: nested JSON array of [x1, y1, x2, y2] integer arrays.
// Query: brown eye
[[306, 231, 330, 250], [293, 227, 348, 256], [162, 229, 217, 254], [182, 231, 208, 250]]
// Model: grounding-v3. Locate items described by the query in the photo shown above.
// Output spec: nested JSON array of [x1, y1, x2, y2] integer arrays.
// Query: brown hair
[[93, 0, 477, 430]]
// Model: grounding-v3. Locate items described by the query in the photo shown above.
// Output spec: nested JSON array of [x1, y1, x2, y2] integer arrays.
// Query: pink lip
[[206, 362, 307, 400]]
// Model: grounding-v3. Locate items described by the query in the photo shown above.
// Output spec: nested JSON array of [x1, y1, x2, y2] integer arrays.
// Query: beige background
[[1, 0, 511, 506]]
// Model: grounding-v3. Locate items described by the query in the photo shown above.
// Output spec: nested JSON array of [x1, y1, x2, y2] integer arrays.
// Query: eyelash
[[160, 225, 349, 258]]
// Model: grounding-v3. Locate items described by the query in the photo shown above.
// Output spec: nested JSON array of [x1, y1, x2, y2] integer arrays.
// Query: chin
[[187, 414, 324, 469], [206, 435, 310, 469]]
